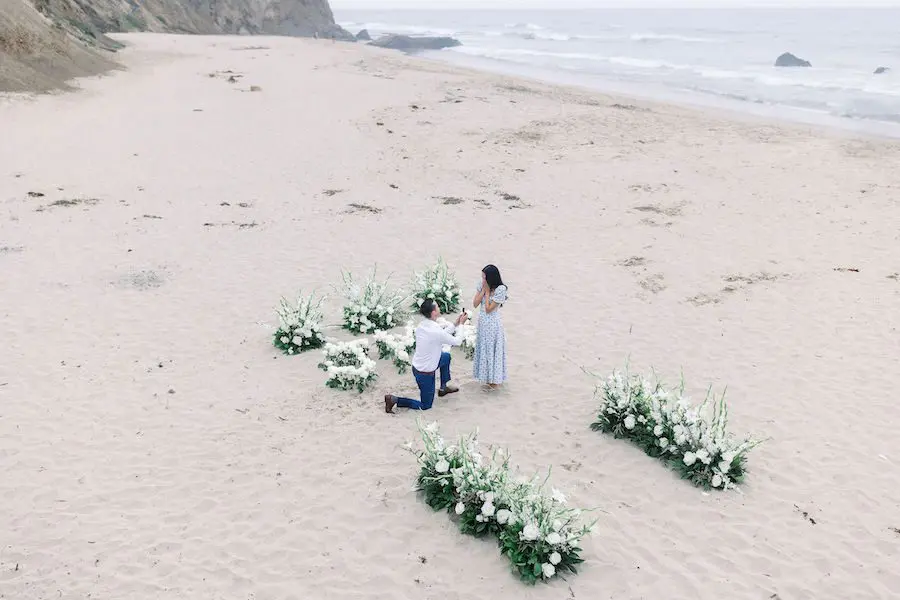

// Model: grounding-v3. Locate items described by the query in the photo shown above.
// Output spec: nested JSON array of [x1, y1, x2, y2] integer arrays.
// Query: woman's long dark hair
[[482, 264, 505, 291]]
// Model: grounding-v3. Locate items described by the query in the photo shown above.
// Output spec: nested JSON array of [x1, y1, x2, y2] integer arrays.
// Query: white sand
[[1, 33, 899, 600]]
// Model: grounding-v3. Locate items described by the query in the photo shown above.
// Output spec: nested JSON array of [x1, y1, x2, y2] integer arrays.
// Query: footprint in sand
[[112, 269, 167, 291]]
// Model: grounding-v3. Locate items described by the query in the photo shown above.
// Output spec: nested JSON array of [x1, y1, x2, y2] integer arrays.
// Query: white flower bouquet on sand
[[317, 339, 377, 393], [590, 365, 762, 490], [436, 317, 477, 360], [407, 422, 593, 585], [457, 322, 477, 360], [411, 257, 461, 313], [339, 269, 407, 335], [273, 292, 327, 355], [373, 321, 416, 374]]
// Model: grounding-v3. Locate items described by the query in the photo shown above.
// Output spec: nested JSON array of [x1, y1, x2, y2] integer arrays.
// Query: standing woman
[[473, 264, 508, 388]]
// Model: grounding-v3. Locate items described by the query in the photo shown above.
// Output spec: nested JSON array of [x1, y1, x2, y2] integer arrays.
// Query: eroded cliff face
[[1, 0, 351, 91], [29, 0, 353, 41]]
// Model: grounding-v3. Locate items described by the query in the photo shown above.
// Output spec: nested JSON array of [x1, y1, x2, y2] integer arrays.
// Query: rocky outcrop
[[3, 0, 353, 92], [26, 0, 353, 41], [775, 52, 811, 67], [1, 0, 118, 92], [874, 66, 890, 75], [355, 29, 371, 41], [369, 35, 461, 51]]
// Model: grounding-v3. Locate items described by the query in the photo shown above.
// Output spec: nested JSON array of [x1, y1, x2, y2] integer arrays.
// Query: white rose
[[521, 523, 540, 541], [683, 452, 697, 466], [711, 474, 723, 488], [483, 491, 494, 503], [541, 563, 556, 578], [496, 509, 511, 525], [718, 460, 730, 472], [476, 514, 484, 522], [653, 425, 663, 436], [659, 438, 669, 449], [549, 552, 562, 565], [623, 415, 636, 430], [280, 336, 289, 344], [435, 459, 449, 473], [546, 532, 561, 545], [481, 501, 495, 517], [696, 449, 711, 465], [455, 502, 465, 515]]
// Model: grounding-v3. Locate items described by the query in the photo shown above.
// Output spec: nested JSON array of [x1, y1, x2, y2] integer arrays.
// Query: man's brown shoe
[[438, 383, 459, 398], [384, 394, 396, 413]]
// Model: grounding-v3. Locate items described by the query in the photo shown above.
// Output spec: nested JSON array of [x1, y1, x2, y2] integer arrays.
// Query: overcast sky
[[332, 0, 899, 9]]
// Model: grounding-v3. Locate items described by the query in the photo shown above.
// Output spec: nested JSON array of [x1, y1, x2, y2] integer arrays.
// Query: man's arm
[[439, 327, 463, 347], [438, 314, 467, 347]]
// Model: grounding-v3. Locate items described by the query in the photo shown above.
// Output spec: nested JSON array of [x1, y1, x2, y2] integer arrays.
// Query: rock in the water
[[775, 52, 812, 67], [356, 29, 372, 41], [369, 35, 462, 51], [874, 66, 890, 74]]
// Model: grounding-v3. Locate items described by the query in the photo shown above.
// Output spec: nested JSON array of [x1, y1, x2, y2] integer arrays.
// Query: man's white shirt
[[411, 318, 463, 373]]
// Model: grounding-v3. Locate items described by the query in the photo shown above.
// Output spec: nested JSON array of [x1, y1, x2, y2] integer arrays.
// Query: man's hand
[[456, 311, 468, 326]]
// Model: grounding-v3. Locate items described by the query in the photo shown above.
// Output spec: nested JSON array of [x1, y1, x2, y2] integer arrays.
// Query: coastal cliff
[[1, 0, 351, 92]]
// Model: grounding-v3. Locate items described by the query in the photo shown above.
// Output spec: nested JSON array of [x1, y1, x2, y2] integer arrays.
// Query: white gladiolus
[[435, 459, 450, 474], [407, 423, 593, 586], [593, 366, 759, 491]]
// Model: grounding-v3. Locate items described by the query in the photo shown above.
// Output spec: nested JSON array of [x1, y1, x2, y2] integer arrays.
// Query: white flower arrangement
[[317, 339, 377, 393], [373, 321, 416, 374], [590, 365, 763, 490], [411, 257, 461, 313], [273, 292, 327, 355], [456, 322, 477, 360], [339, 269, 408, 335], [407, 422, 593, 585], [436, 317, 477, 360]]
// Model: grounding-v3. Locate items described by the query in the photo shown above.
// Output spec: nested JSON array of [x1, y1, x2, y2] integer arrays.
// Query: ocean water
[[337, 8, 900, 137]]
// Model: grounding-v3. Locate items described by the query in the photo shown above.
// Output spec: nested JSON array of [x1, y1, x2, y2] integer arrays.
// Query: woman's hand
[[473, 275, 488, 308]]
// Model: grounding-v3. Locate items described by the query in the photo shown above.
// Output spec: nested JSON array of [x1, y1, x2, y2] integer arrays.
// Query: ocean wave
[[503, 31, 571, 42], [338, 21, 458, 36], [629, 32, 722, 44], [504, 22, 545, 31]]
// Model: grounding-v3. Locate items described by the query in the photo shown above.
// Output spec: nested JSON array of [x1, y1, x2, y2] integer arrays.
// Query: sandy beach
[[1, 33, 899, 599]]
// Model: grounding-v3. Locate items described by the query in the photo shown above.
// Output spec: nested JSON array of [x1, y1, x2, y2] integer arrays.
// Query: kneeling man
[[384, 299, 468, 413]]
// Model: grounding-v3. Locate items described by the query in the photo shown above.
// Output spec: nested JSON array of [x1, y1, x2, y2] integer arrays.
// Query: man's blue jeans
[[395, 352, 452, 411]]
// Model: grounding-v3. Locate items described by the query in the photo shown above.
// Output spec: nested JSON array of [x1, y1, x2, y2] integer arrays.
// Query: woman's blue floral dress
[[473, 283, 508, 384]]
